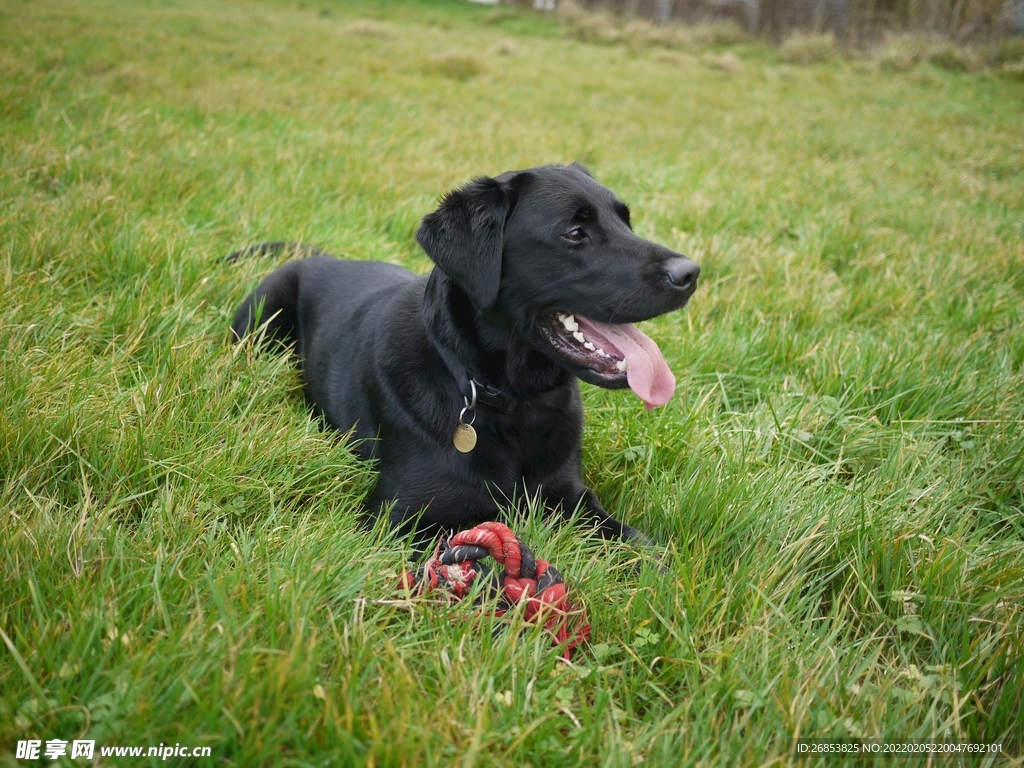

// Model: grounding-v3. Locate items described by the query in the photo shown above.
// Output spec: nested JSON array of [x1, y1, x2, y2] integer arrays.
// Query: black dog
[[231, 164, 698, 543]]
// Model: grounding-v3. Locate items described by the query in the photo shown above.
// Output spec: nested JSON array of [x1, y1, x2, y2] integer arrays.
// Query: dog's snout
[[666, 257, 700, 294]]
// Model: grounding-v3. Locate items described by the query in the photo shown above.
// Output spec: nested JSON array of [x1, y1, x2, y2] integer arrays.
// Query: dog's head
[[416, 164, 699, 409]]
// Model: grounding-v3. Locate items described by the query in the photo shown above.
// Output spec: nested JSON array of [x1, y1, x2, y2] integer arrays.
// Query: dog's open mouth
[[540, 312, 676, 410]]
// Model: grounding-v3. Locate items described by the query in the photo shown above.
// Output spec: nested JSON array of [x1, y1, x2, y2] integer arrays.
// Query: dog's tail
[[225, 241, 328, 263], [228, 242, 326, 346]]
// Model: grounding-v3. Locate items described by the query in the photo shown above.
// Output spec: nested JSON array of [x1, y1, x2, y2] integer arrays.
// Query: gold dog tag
[[453, 423, 477, 453]]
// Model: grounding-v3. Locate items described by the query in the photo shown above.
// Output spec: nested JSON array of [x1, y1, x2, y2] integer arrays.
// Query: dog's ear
[[416, 176, 512, 310]]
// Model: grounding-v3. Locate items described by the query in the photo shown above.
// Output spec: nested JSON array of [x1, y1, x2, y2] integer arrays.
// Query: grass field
[[2, 0, 1023, 764]]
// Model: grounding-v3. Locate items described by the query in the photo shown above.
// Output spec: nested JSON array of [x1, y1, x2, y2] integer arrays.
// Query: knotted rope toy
[[397, 521, 590, 660]]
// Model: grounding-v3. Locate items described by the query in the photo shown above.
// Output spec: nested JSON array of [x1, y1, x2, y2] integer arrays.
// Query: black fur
[[230, 164, 699, 543]]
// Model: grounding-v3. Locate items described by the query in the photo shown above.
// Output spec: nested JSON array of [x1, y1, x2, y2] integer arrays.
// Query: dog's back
[[231, 256, 422, 452]]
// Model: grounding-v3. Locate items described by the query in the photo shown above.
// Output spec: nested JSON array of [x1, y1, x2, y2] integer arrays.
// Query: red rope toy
[[397, 521, 591, 660]]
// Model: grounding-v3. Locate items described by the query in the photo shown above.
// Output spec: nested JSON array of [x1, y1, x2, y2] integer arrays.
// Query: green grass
[[2, 0, 1023, 764]]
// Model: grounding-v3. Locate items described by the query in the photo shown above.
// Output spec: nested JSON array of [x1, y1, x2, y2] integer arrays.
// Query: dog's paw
[[621, 525, 670, 575], [621, 525, 654, 548]]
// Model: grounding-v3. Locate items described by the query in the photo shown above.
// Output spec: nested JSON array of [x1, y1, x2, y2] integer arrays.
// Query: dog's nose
[[666, 257, 700, 294]]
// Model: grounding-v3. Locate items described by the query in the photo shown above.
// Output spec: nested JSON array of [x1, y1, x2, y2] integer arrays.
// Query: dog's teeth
[[616, 360, 628, 371], [583, 342, 595, 351], [559, 314, 579, 332], [596, 348, 606, 357], [573, 331, 585, 343]]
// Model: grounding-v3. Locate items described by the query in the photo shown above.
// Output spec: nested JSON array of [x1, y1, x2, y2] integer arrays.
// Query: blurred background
[[495, 0, 1024, 41]]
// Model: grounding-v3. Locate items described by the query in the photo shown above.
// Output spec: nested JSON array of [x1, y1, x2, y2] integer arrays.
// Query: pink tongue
[[577, 317, 676, 410]]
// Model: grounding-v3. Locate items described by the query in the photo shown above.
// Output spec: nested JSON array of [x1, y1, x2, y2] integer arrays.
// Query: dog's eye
[[563, 228, 585, 243]]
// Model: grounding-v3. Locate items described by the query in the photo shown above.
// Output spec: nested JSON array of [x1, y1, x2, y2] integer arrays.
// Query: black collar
[[421, 274, 520, 415], [471, 378, 518, 415], [429, 335, 518, 415]]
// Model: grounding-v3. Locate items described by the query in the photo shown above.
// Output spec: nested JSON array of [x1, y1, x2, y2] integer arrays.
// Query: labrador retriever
[[230, 163, 698, 543]]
